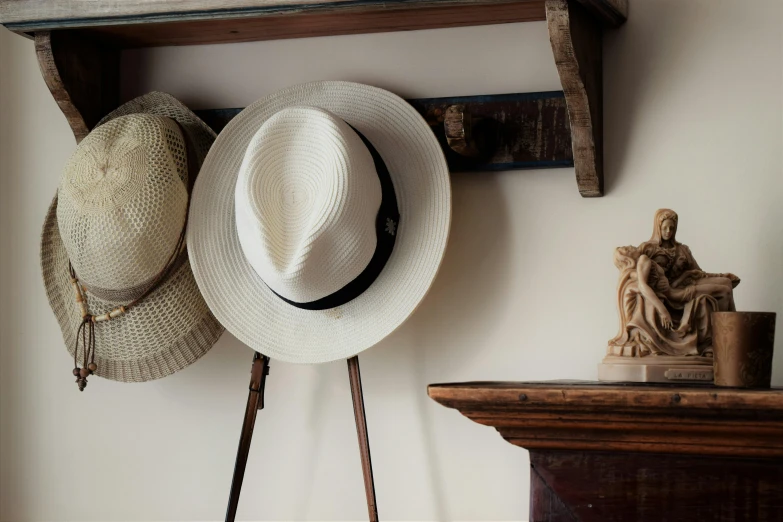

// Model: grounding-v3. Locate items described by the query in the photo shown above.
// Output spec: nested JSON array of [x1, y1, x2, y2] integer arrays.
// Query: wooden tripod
[[225, 352, 378, 522]]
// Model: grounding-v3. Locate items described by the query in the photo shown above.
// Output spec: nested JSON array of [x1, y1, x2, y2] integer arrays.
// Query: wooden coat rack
[[1, 0, 627, 197]]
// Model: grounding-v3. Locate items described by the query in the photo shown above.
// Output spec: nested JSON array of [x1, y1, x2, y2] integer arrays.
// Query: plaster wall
[[1, 0, 781, 520]]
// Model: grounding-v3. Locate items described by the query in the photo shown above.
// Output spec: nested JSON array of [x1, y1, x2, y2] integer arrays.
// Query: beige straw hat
[[188, 81, 451, 364], [41, 92, 224, 386]]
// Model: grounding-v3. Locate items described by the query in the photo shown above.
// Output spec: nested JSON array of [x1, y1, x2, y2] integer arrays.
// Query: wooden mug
[[712, 312, 776, 388]]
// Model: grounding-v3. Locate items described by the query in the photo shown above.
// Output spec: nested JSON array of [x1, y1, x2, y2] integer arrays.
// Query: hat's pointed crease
[[265, 124, 400, 311]]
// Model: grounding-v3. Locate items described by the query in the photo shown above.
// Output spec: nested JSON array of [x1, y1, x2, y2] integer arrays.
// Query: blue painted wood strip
[[194, 90, 573, 173]]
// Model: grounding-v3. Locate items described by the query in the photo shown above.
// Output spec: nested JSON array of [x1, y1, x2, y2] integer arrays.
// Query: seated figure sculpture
[[608, 209, 740, 361]]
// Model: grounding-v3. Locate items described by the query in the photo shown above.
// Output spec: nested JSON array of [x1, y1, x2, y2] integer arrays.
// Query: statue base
[[598, 355, 714, 383]]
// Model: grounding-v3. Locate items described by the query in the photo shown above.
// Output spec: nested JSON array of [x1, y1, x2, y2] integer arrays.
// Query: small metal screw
[[672, 393, 681, 403], [519, 393, 528, 401]]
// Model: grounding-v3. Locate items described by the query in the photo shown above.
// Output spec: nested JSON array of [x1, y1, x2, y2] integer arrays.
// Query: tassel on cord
[[70, 264, 97, 391], [72, 316, 97, 392]]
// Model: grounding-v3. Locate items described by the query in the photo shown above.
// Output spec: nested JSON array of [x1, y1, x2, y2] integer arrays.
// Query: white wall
[[1, 1, 781, 520]]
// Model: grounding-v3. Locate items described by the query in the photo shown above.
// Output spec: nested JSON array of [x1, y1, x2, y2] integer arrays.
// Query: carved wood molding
[[34, 31, 120, 143], [546, 0, 604, 197], [428, 382, 783, 457]]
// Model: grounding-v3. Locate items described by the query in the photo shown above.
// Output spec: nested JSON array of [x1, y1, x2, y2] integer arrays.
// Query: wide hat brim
[[41, 92, 225, 383], [188, 81, 452, 364]]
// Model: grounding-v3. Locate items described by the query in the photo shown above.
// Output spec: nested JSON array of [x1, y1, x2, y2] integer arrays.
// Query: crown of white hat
[[235, 106, 383, 304]]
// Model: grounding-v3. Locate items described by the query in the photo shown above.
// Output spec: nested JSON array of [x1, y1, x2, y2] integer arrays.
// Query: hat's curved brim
[[41, 92, 224, 382], [188, 81, 451, 364]]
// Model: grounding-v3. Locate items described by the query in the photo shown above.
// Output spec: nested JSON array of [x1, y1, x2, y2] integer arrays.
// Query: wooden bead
[[71, 280, 84, 300], [79, 368, 90, 378], [79, 301, 89, 319], [73, 368, 80, 376], [88, 362, 97, 372]]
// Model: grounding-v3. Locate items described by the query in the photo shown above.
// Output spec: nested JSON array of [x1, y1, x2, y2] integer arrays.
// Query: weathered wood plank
[[546, 0, 603, 197], [530, 450, 783, 522], [74, 2, 543, 48], [0, 0, 626, 33], [195, 91, 574, 173], [427, 382, 783, 457], [34, 31, 120, 143]]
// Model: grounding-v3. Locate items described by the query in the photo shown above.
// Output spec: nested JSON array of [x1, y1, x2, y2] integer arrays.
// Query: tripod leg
[[347, 356, 379, 521], [225, 352, 270, 522]]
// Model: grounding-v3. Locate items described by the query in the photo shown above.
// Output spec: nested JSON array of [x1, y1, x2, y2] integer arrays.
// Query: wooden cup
[[712, 312, 777, 388]]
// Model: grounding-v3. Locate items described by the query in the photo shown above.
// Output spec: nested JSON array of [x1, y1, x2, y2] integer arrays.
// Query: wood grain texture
[[529, 450, 783, 522], [546, 0, 603, 197], [427, 382, 783, 457], [71, 2, 545, 48], [0, 0, 626, 32], [34, 31, 119, 143], [530, 464, 577, 522], [409, 93, 573, 171]]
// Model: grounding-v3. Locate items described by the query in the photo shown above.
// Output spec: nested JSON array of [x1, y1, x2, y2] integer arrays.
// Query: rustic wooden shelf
[[428, 381, 783, 521], [0, 0, 628, 196]]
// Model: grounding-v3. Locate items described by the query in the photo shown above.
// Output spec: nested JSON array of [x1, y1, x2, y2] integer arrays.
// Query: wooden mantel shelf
[[428, 381, 783, 457], [0, 0, 628, 197], [429, 382, 783, 522]]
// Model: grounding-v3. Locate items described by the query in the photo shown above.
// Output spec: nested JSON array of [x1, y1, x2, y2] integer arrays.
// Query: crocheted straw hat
[[41, 92, 224, 384], [188, 81, 451, 363]]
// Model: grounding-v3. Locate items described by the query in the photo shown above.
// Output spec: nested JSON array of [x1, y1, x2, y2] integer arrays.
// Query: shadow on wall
[[603, 0, 702, 193], [389, 171, 512, 520], [405, 172, 513, 366]]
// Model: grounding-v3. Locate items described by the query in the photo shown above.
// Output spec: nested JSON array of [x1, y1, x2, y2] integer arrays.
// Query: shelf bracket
[[34, 31, 120, 143], [547, 0, 606, 197]]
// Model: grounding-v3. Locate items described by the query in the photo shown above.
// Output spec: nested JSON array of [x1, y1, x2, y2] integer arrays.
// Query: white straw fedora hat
[[188, 81, 451, 363], [41, 92, 224, 388]]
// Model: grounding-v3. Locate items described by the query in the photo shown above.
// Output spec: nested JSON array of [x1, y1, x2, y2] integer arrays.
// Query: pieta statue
[[599, 209, 740, 382]]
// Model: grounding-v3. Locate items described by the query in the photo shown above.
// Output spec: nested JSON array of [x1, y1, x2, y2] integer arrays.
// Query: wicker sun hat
[[41, 92, 224, 388], [188, 81, 451, 364]]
